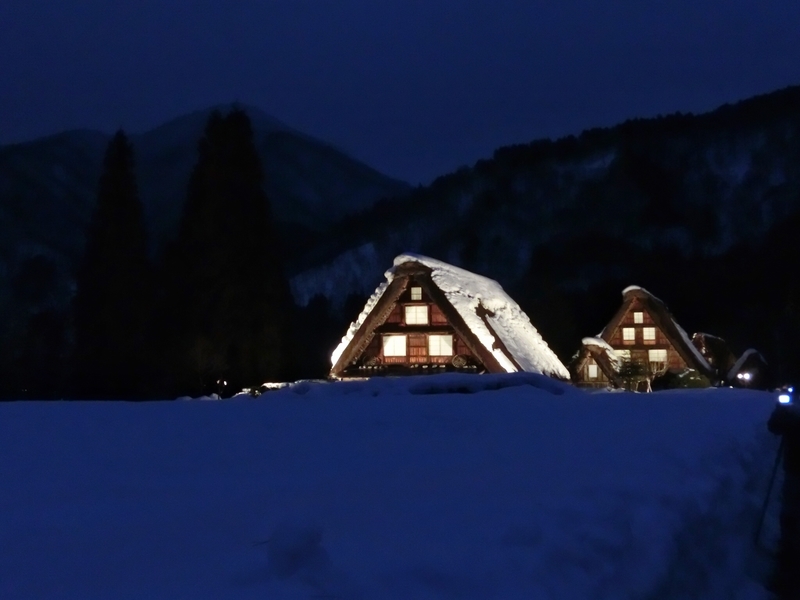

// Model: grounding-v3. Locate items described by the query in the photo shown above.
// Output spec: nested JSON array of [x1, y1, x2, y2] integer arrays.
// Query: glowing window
[[428, 334, 453, 356], [634, 312, 644, 324], [622, 327, 635, 344], [382, 335, 407, 357], [648, 349, 667, 365], [643, 327, 656, 344], [405, 305, 428, 325], [410, 287, 422, 301], [617, 350, 631, 361], [588, 363, 598, 379]]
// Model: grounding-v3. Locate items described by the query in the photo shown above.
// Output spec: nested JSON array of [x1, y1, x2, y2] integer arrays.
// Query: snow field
[[0, 374, 780, 599]]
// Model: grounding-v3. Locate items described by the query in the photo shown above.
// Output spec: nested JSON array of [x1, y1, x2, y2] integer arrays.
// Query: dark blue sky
[[2, 1, 799, 184]]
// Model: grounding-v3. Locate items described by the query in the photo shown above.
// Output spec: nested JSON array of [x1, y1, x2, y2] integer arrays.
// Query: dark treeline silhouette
[[152, 109, 294, 397], [72, 131, 153, 398], [0, 109, 353, 400]]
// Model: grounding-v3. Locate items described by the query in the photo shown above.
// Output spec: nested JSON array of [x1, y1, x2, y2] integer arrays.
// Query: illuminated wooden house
[[570, 286, 715, 389], [330, 253, 569, 380]]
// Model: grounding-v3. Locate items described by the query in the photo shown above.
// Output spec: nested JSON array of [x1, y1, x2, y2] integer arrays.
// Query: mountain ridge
[[293, 83, 800, 306]]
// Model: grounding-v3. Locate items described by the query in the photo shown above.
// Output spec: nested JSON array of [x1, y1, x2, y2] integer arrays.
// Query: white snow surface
[[331, 253, 570, 379], [0, 374, 780, 599]]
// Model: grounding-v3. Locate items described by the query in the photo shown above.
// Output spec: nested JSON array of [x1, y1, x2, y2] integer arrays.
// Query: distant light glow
[[779, 393, 791, 404]]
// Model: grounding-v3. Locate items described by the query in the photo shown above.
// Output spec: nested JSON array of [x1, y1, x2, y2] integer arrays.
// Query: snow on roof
[[582, 336, 615, 354], [622, 284, 647, 296], [582, 336, 622, 370], [332, 253, 570, 379], [330, 280, 390, 368], [727, 348, 766, 381]]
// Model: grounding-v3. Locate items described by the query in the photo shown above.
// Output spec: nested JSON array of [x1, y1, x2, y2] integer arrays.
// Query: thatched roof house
[[330, 253, 569, 380]]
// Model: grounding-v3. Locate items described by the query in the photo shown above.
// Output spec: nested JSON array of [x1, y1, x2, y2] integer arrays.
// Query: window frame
[[622, 327, 635, 344], [633, 311, 644, 324], [404, 305, 429, 325], [410, 286, 422, 301], [428, 334, 454, 356], [382, 334, 407, 357], [587, 363, 599, 379]]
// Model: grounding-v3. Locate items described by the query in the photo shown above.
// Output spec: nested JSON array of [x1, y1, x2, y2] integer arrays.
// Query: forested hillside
[[294, 85, 800, 383]]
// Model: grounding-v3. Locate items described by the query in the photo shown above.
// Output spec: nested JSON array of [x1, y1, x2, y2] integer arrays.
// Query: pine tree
[[161, 109, 292, 395], [72, 131, 152, 398]]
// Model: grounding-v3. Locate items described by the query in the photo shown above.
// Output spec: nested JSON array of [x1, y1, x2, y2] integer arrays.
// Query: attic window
[[622, 327, 635, 344], [634, 312, 643, 324], [382, 334, 407, 357], [643, 327, 656, 344], [410, 286, 422, 301], [428, 334, 453, 356], [588, 363, 598, 379], [405, 305, 428, 325]]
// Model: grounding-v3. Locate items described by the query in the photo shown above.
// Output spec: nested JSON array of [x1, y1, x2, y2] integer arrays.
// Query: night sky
[[2, 1, 800, 184]]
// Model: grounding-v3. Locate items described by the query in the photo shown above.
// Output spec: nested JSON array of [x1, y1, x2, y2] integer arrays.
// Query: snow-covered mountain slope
[[0, 374, 779, 599], [292, 85, 800, 304]]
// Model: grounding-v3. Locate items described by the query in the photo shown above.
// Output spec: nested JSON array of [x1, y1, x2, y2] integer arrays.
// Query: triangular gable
[[330, 254, 569, 379], [599, 286, 713, 377], [571, 337, 625, 388]]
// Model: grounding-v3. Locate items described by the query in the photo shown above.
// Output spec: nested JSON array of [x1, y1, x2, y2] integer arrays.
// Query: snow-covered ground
[[0, 374, 781, 599]]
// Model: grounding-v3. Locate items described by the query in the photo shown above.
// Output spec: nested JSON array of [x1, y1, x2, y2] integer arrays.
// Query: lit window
[[643, 327, 656, 343], [648, 349, 667, 366], [622, 327, 635, 344], [428, 334, 453, 356], [634, 312, 643, 324], [410, 287, 422, 301], [382, 335, 407, 357], [616, 350, 631, 361], [405, 305, 428, 325], [588, 363, 598, 379]]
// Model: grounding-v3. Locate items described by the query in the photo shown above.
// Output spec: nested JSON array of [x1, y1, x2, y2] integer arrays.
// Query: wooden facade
[[331, 263, 502, 378], [571, 287, 714, 389]]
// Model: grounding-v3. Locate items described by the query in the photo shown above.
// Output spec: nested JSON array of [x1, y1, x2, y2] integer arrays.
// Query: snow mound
[[0, 378, 779, 599]]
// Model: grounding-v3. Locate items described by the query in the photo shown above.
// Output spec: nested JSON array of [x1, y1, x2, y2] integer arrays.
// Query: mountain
[[293, 85, 800, 308], [290, 85, 800, 381], [0, 104, 410, 304]]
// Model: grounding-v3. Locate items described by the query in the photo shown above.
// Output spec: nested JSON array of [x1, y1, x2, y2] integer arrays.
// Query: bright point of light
[[778, 394, 791, 404]]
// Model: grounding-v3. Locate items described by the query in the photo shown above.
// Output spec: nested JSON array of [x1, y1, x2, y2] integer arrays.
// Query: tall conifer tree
[[163, 109, 291, 394], [73, 131, 152, 398]]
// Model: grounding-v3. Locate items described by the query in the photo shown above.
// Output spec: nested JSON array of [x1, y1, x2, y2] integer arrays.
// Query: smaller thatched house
[[330, 253, 569, 380], [571, 286, 717, 390]]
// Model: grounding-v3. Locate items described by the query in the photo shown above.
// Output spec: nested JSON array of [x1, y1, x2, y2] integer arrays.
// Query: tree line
[[0, 109, 350, 400]]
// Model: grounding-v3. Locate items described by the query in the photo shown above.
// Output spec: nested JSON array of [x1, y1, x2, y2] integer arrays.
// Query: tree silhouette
[[160, 109, 292, 395], [72, 131, 152, 398]]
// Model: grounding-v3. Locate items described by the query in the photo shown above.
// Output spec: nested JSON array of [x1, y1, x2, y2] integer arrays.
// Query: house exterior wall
[[580, 357, 611, 388], [604, 298, 688, 374], [572, 296, 697, 388], [341, 279, 481, 376]]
